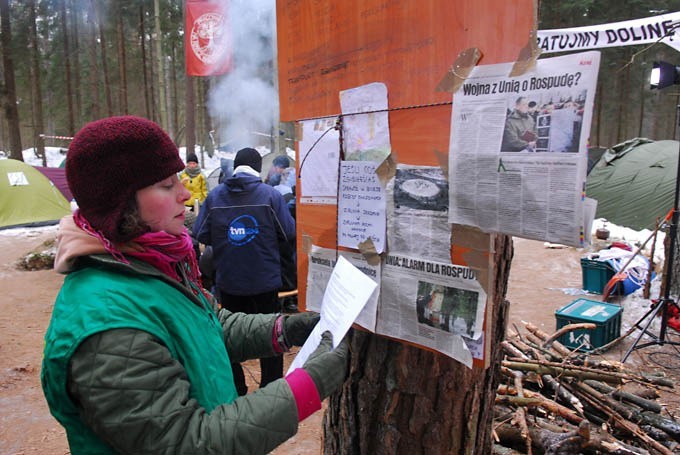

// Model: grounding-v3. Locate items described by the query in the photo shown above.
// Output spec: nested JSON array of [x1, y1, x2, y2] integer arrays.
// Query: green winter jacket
[[41, 254, 299, 454]]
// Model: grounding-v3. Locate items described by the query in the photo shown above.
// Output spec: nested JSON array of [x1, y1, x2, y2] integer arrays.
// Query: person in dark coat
[[194, 147, 297, 395]]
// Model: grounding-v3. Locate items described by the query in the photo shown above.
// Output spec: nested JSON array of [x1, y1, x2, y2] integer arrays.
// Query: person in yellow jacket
[[179, 152, 207, 210]]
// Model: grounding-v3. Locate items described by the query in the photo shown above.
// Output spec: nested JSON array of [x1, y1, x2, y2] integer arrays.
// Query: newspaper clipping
[[448, 51, 600, 246], [387, 165, 451, 263], [376, 254, 487, 367], [306, 245, 381, 332]]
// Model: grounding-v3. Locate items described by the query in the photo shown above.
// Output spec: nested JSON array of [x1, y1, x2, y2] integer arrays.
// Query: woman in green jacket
[[41, 116, 348, 454]]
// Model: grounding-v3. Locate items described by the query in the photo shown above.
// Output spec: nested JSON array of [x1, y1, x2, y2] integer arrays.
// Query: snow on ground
[[15, 144, 296, 177]]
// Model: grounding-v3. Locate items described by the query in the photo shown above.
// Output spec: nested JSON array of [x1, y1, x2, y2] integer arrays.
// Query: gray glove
[[282, 311, 320, 347], [302, 331, 349, 400]]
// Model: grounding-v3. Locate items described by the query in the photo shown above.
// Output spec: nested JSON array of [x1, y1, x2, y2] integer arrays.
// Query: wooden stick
[[542, 323, 597, 349], [503, 360, 623, 384], [523, 322, 574, 357], [585, 380, 662, 413], [497, 385, 584, 425], [571, 381, 674, 455]]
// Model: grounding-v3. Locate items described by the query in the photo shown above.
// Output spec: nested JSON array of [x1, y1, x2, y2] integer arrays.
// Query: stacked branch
[[494, 322, 679, 454]]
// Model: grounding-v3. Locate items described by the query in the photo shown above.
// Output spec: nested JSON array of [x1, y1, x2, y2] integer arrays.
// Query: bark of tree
[[170, 41, 178, 140], [59, 0, 75, 135], [69, 0, 81, 127], [95, 2, 113, 117], [27, 0, 45, 165], [86, 0, 99, 119], [0, 0, 22, 160], [153, 0, 167, 129], [185, 75, 195, 155], [139, 6, 152, 120], [323, 234, 514, 454], [116, 5, 128, 115]]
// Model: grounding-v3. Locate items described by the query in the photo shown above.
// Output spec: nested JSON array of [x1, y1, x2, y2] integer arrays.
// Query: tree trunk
[[170, 41, 178, 140], [86, 0, 99, 119], [323, 234, 514, 454], [59, 0, 75, 136], [116, 5, 128, 115], [59, 0, 76, 136], [139, 6, 152, 120], [153, 0, 167, 128], [185, 75, 195, 156], [0, 0, 22, 160], [70, 0, 81, 127], [95, 1, 113, 117], [27, 0, 45, 165]]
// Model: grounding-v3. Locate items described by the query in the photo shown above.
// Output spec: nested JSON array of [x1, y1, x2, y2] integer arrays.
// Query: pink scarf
[[126, 231, 201, 285], [74, 210, 202, 288]]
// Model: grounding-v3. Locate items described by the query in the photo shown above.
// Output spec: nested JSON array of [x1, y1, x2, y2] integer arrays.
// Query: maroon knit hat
[[66, 116, 184, 243]]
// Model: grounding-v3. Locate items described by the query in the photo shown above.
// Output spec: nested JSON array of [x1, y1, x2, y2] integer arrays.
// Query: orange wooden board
[[277, 0, 534, 365], [277, 0, 534, 120]]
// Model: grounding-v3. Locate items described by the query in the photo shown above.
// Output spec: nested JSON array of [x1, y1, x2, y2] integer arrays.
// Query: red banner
[[185, 0, 231, 76]]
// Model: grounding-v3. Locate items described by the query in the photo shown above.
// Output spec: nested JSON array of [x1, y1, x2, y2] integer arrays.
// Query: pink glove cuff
[[285, 368, 322, 421]]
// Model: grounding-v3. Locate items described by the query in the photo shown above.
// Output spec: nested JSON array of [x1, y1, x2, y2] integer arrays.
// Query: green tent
[[0, 159, 71, 230], [585, 138, 678, 231]]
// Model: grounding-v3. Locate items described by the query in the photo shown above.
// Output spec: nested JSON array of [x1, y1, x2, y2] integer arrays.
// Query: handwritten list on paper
[[337, 161, 386, 253]]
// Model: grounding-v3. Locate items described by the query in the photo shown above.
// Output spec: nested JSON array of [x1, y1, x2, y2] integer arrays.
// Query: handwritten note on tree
[[337, 161, 386, 252]]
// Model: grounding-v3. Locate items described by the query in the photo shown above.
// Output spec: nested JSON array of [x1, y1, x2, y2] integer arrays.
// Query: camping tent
[[585, 138, 678, 231], [0, 159, 71, 229], [34, 165, 73, 201]]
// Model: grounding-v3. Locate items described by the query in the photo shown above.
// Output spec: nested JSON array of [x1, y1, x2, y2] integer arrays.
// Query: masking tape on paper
[[294, 121, 303, 142], [357, 238, 381, 266], [452, 224, 492, 295], [302, 233, 314, 255], [433, 149, 448, 177], [435, 47, 482, 93], [509, 1, 541, 77], [376, 153, 398, 186]]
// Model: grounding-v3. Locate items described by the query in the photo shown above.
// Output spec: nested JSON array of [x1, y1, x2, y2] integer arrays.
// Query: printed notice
[[338, 160, 386, 253], [287, 256, 378, 374]]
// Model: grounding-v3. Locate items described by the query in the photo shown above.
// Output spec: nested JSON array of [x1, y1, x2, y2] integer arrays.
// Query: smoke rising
[[207, 0, 278, 152]]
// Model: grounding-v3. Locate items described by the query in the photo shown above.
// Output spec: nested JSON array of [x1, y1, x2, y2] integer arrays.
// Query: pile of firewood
[[494, 322, 680, 454]]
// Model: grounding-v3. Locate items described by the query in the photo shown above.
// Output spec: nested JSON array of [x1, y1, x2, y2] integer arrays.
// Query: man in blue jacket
[[195, 147, 296, 395]]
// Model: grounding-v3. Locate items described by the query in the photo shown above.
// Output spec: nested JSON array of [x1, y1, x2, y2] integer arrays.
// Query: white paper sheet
[[337, 160, 387, 252], [287, 256, 378, 374]]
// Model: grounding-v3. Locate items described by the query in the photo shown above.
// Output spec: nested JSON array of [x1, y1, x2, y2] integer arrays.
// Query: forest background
[[1, 0, 680, 164]]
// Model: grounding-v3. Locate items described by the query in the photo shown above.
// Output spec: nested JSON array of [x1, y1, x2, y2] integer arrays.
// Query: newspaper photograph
[[448, 51, 600, 247], [376, 254, 487, 367], [305, 245, 381, 331], [386, 165, 451, 263]]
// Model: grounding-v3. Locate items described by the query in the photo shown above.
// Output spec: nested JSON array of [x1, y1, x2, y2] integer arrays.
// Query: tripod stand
[[622, 105, 680, 362], [621, 296, 680, 362]]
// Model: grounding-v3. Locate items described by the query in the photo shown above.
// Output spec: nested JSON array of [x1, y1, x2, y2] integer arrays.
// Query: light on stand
[[650, 61, 680, 89], [623, 60, 680, 362]]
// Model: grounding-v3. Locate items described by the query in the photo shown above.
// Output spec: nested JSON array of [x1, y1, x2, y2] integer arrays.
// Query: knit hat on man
[[66, 116, 184, 243], [234, 147, 262, 173]]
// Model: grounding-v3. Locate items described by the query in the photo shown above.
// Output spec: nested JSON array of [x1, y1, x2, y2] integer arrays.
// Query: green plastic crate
[[580, 257, 616, 294], [555, 298, 622, 351]]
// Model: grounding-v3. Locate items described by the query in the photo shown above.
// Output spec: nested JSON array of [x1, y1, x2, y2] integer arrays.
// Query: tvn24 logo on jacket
[[227, 215, 260, 246]]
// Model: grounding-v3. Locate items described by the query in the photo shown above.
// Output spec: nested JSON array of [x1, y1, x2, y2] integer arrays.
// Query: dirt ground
[[1, 227, 680, 454]]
